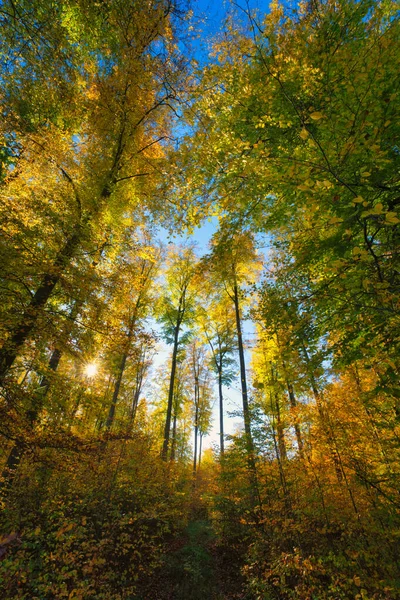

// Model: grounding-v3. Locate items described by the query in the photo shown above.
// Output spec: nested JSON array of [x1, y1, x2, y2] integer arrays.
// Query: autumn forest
[[0, 0, 399, 598]]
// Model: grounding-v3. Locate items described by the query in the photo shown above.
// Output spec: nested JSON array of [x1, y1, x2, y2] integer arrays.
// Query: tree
[[187, 339, 213, 478], [157, 244, 197, 459], [181, 0, 400, 396], [104, 236, 161, 430], [198, 293, 237, 456], [203, 227, 262, 507], [0, 0, 183, 385]]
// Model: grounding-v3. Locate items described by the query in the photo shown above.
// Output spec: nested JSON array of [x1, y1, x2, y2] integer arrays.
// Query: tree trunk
[[0, 125, 126, 386], [300, 341, 343, 482], [0, 346, 62, 496], [130, 376, 143, 423], [0, 289, 87, 495], [0, 230, 82, 384], [106, 258, 155, 429], [233, 283, 254, 456], [275, 392, 287, 461], [218, 366, 224, 456], [198, 433, 203, 468], [233, 281, 261, 509], [162, 301, 183, 460], [106, 351, 128, 430], [279, 351, 304, 458], [170, 412, 177, 461], [286, 378, 304, 458], [193, 384, 199, 479]]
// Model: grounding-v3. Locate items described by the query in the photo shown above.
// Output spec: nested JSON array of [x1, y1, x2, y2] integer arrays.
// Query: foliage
[[1, 1, 400, 598], [0, 436, 191, 599]]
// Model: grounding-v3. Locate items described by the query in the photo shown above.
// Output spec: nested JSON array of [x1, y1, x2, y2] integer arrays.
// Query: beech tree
[[198, 292, 237, 456], [203, 227, 262, 506], [181, 0, 400, 394], [0, 0, 182, 384], [187, 339, 212, 477], [103, 236, 161, 430], [157, 244, 197, 459]]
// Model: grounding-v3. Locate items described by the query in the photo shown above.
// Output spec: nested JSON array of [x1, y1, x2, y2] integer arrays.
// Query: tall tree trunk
[[198, 433, 203, 468], [218, 366, 224, 456], [0, 285, 91, 496], [193, 380, 199, 479], [129, 349, 147, 424], [130, 375, 143, 423], [106, 351, 129, 430], [300, 341, 343, 482], [0, 230, 82, 384], [0, 346, 62, 496], [233, 281, 261, 509], [286, 378, 304, 458], [275, 392, 287, 462], [0, 122, 126, 385], [278, 350, 304, 458], [170, 412, 177, 461], [162, 299, 184, 460], [270, 391, 291, 511], [106, 258, 155, 430], [233, 283, 254, 456]]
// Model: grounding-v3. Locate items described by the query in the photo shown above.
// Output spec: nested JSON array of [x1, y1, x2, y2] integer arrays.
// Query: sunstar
[[84, 363, 98, 378]]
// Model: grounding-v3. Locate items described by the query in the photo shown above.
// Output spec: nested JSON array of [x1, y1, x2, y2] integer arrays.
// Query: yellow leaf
[[316, 179, 333, 189], [385, 212, 400, 225], [354, 575, 361, 587], [362, 279, 372, 290], [352, 196, 364, 204], [310, 111, 324, 120], [299, 128, 309, 140]]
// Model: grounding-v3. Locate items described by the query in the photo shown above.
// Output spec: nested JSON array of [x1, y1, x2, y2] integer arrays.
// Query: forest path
[[136, 517, 250, 599]]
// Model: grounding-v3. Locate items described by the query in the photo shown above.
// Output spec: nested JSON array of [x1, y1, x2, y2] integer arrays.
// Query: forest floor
[[135, 511, 250, 599]]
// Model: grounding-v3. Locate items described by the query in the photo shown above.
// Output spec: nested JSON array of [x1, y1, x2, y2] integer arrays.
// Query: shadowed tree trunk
[[218, 365, 224, 456], [233, 280, 261, 510], [275, 392, 287, 462], [300, 341, 343, 482], [170, 412, 178, 461], [162, 292, 186, 460], [0, 346, 62, 496], [193, 376, 199, 479], [285, 377, 304, 458], [198, 432, 203, 468], [106, 258, 155, 430], [0, 229, 82, 384], [106, 351, 129, 430]]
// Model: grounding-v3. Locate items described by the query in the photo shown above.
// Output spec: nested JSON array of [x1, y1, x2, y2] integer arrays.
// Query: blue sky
[[187, 0, 270, 64]]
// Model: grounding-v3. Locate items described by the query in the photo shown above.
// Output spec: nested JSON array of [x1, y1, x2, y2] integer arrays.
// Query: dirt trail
[[135, 519, 250, 600]]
